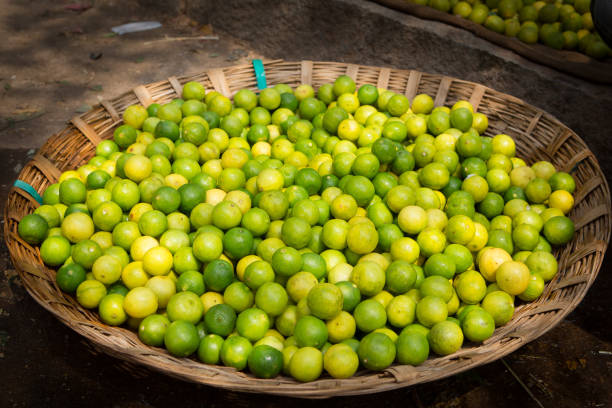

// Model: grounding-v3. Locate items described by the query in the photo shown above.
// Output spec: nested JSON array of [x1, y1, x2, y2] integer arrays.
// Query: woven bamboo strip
[[404, 70, 421, 100], [99, 98, 121, 122], [468, 84, 486, 111], [207, 69, 231, 96], [132, 85, 155, 107], [376, 68, 391, 89], [345, 64, 359, 79], [301, 60, 314, 85], [167, 76, 183, 97], [71, 116, 102, 146], [433, 76, 452, 107]]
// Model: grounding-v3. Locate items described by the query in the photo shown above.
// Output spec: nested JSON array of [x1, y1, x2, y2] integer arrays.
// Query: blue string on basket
[[252, 59, 267, 90], [13, 180, 43, 205]]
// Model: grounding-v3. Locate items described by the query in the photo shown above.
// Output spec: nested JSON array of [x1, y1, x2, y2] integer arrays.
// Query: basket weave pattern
[[4, 60, 611, 398]]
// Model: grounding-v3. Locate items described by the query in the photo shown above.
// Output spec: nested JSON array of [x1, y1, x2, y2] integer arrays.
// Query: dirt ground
[[0, 1, 610, 407]]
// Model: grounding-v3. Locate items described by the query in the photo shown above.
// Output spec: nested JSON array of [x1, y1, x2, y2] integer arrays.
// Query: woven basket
[[373, 0, 612, 84], [4, 60, 611, 398]]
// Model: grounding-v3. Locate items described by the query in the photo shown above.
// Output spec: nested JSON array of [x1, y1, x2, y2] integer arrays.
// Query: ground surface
[[0, 0, 610, 407]]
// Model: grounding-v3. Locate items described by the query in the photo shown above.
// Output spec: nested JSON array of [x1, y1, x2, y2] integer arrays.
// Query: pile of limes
[[413, 0, 611, 59], [17, 74, 576, 382]]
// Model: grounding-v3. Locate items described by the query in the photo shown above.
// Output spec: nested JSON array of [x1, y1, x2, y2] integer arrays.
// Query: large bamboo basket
[[4, 60, 610, 398], [374, 0, 612, 84]]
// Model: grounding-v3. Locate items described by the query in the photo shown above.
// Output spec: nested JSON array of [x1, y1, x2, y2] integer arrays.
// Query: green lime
[[257, 190, 289, 220], [182, 81, 206, 100], [56, 263, 87, 293], [86, 170, 111, 190], [443, 244, 473, 274], [383, 120, 408, 143], [236, 308, 270, 342], [96, 140, 120, 158], [457, 132, 483, 158], [353, 299, 387, 333], [335, 281, 361, 312], [387, 295, 416, 328], [272, 246, 303, 277], [416, 296, 448, 328], [294, 167, 321, 195], [223, 281, 254, 313], [396, 330, 429, 365], [110, 179, 139, 212], [113, 124, 137, 149], [387, 94, 410, 116], [549, 172, 576, 194], [76, 279, 107, 309], [164, 320, 200, 357], [281, 217, 312, 249], [204, 259, 234, 292], [138, 314, 170, 346], [176, 270, 205, 295], [289, 346, 323, 382], [455, 270, 487, 305], [259, 88, 282, 110], [59, 178, 87, 206], [450, 108, 473, 132], [481, 291, 515, 326], [427, 110, 450, 136], [151, 186, 180, 214], [323, 343, 359, 379], [512, 224, 540, 251], [292, 199, 320, 226], [98, 293, 127, 326], [197, 334, 224, 364], [241, 207, 271, 237], [294, 315, 328, 348], [137, 209, 167, 237], [525, 251, 558, 282], [333, 75, 356, 97], [385, 260, 417, 294], [428, 320, 463, 356], [255, 282, 288, 316], [487, 229, 514, 254], [204, 303, 237, 337], [153, 122, 179, 145], [424, 253, 456, 279], [222, 227, 254, 260], [275, 305, 298, 337], [71, 239, 102, 269], [18, 213, 48, 245], [91, 200, 121, 232], [358, 84, 379, 105], [323, 106, 349, 134], [543, 216, 574, 245], [357, 332, 396, 370], [280, 92, 299, 111], [307, 283, 343, 320], [40, 235, 71, 266], [166, 291, 203, 324], [248, 344, 283, 378], [391, 149, 416, 175], [220, 335, 253, 370], [478, 192, 505, 219]]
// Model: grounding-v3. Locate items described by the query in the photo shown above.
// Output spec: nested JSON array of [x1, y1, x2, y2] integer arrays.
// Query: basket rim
[[4, 59, 611, 398]]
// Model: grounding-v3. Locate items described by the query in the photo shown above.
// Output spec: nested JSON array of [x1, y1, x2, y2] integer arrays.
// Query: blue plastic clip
[[13, 180, 43, 205], [252, 59, 267, 90]]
